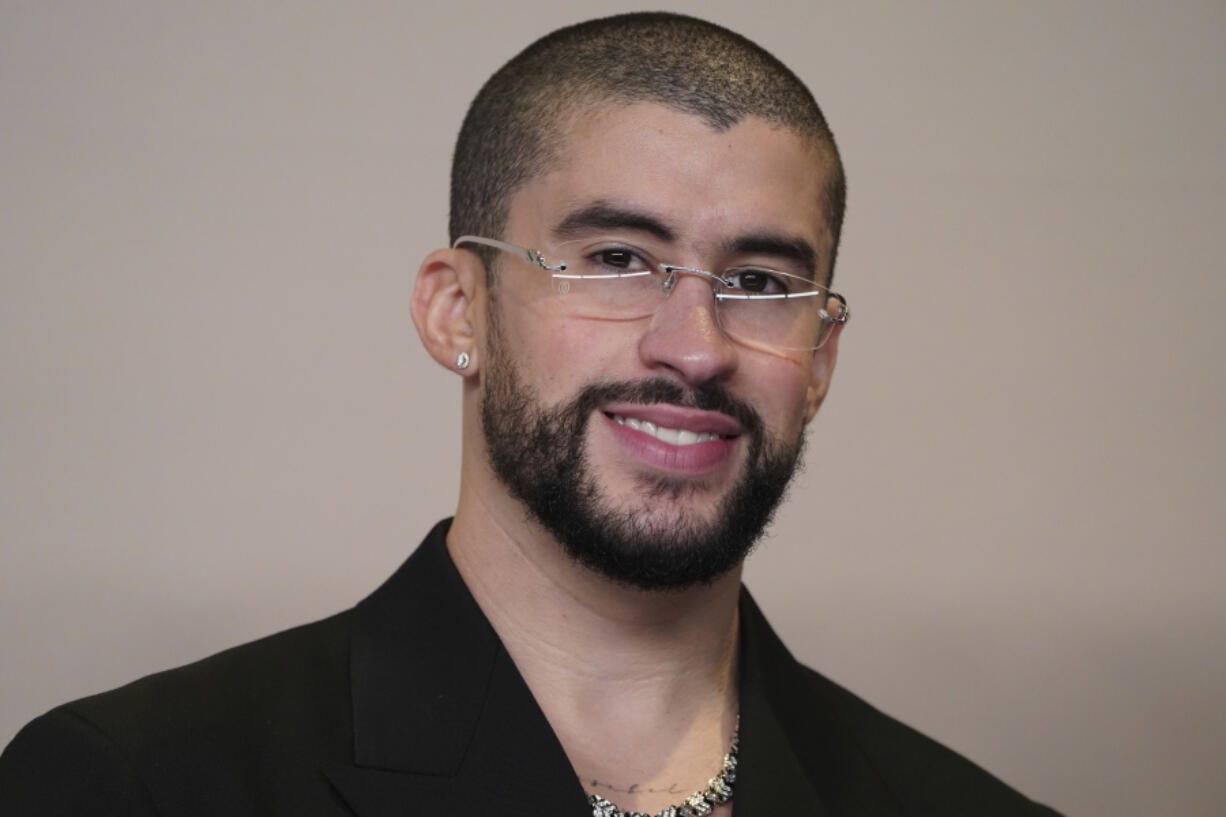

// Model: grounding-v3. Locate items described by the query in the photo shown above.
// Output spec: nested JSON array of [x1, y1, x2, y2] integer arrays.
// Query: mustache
[[569, 378, 764, 437]]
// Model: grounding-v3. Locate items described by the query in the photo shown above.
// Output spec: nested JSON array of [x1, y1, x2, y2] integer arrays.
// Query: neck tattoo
[[588, 716, 740, 817]]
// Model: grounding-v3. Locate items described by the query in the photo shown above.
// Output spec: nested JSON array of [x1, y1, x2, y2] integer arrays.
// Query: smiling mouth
[[605, 412, 732, 446]]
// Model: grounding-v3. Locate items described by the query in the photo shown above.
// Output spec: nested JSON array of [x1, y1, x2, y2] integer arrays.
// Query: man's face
[[475, 102, 840, 589]]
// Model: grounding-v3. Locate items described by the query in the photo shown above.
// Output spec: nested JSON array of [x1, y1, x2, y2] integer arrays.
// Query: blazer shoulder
[[793, 664, 1063, 817], [1, 610, 355, 814], [0, 707, 159, 816], [65, 609, 353, 740]]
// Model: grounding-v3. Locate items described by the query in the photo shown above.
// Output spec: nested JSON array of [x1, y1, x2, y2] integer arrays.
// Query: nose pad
[[661, 268, 678, 294], [640, 270, 738, 384], [654, 268, 723, 326], [660, 265, 725, 301]]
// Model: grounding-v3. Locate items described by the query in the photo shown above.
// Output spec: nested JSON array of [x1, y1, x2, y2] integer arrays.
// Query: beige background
[[2, 2, 1223, 815]]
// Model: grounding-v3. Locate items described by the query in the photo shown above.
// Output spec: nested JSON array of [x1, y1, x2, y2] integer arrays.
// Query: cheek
[[495, 309, 632, 399], [550, 318, 645, 384], [748, 356, 816, 439]]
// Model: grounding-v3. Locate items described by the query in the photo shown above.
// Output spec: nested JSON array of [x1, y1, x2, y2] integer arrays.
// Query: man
[[0, 13, 1059, 816]]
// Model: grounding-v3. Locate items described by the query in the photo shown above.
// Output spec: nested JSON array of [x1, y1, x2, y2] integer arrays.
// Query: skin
[[411, 101, 842, 814]]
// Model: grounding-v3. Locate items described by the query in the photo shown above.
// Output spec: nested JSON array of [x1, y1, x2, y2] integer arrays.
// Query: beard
[[479, 328, 806, 591]]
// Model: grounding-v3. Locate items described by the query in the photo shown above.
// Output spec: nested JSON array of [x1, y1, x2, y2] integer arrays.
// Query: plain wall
[[2, 2, 1223, 815]]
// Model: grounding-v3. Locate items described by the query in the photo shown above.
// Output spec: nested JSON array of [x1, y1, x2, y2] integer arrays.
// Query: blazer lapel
[[322, 519, 589, 817], [736, 589, 907, 817], [734, 588, 830, 816]]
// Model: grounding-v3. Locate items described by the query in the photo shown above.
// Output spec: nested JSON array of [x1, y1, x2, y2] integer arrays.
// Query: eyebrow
[[552, 201, 676, 243], [724, 234, 819, 277]]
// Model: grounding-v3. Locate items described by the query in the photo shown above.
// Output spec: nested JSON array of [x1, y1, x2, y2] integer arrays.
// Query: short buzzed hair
[[449, 12, 847, 279]]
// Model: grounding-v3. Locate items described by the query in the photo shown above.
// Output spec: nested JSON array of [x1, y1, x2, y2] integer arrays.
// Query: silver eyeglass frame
[[454, 235, 569, 272], [451, 234, 850, 340]]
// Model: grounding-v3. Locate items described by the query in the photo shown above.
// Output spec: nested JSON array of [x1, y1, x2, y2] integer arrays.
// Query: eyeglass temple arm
[[452, 235, 567, 271]]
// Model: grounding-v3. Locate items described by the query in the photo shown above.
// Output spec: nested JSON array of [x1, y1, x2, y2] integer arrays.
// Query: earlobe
[[803, 323, 842, 424], [410, 248, 485, 375]]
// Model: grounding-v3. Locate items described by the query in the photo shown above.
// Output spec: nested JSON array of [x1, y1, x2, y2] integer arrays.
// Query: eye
[[590, 246, 648, 271], [726, 268, 789, 295]]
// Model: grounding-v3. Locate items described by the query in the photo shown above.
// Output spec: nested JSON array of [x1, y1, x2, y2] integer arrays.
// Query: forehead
[[505, 102, 832, 259]]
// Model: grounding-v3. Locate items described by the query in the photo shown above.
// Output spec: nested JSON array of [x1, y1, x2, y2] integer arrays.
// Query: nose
[[637, 273, 738, 386]]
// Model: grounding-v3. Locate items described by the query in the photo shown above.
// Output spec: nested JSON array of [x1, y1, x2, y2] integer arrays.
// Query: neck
[[446, 478, 741, 813]]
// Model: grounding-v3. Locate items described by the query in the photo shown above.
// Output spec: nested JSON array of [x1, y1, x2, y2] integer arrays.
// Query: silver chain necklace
[[587, 716, 740, 817]]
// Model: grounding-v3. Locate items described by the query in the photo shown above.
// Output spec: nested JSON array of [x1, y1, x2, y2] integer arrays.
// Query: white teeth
[[610, 414, 720, 446], [654, 426, 680, 445]]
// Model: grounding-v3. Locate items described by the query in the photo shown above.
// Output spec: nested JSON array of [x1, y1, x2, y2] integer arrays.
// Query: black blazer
[[0, 520, 1060, 816]]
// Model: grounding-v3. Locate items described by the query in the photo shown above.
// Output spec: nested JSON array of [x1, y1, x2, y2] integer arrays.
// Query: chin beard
[[480, 353, 805, 591]]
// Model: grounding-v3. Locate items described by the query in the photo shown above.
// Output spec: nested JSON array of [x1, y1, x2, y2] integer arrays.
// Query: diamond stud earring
[[456, 352, 470, 370]]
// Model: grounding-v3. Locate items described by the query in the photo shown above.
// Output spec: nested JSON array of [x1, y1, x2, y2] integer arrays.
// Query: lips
[[600, 403, 741, 474], [607, 413, 725, 446]]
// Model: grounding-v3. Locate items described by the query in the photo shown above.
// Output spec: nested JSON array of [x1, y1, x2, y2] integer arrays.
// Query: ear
[[410, 248, 485, 375], [803, 322, 843, 424]]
